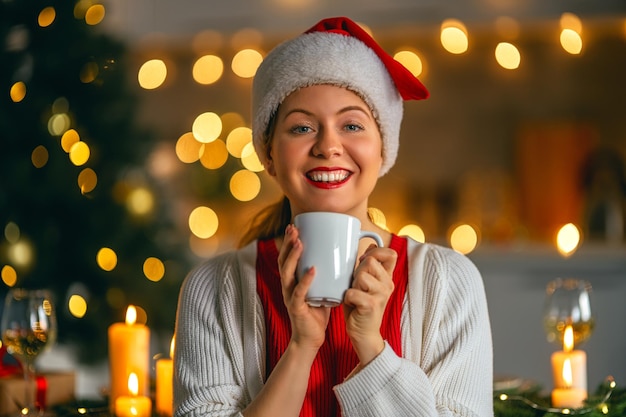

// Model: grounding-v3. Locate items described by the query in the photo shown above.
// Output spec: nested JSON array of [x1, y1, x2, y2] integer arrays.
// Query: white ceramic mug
[[294, 212, 384, 307]]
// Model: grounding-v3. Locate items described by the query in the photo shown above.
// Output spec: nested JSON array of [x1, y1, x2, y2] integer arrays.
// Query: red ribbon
[[0, 346, 22, 377], [35, 375, 47, 410]]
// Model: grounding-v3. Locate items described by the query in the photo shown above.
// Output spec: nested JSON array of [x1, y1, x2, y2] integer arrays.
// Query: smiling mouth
[[306, 169, 351, 184]]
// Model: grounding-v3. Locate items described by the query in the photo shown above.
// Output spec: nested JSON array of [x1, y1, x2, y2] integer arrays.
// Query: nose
[[311, 128, 343, 158]]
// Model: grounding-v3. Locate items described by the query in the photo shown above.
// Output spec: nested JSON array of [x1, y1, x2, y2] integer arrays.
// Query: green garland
[[495, 378, 625, 417]]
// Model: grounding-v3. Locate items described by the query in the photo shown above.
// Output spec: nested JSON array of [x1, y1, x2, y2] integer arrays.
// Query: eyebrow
[[281, 105, 372, 120]]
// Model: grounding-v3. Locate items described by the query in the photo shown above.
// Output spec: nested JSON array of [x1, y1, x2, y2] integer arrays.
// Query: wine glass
[[1, 289, 57, 416], [543, 278, 594, 348]]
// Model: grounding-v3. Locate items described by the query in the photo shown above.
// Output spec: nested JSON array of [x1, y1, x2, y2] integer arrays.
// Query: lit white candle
[[115, 372, 152, 417], [551, 325, 587, 408]]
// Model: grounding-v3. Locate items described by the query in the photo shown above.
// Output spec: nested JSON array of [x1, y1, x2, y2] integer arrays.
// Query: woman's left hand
[[343, 244, 397, 366]]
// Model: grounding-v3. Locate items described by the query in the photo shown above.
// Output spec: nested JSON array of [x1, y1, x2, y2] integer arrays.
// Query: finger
[[359, 247, 397, 276]]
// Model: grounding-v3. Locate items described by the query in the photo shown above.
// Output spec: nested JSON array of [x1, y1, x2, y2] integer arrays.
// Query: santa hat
[[252, 16, 429, 176]]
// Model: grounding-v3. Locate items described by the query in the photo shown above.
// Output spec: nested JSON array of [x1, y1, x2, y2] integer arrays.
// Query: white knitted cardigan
[[173, 238, 494, 417]]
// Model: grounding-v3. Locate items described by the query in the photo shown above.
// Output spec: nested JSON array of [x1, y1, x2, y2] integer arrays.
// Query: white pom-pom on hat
[[252, 16, 428, 176]]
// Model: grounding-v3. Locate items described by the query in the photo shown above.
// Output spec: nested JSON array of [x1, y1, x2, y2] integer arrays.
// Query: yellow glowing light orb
[[10, 82, 26, 102], [398, 224, 426, 243], [138, 59, 167, 90], [440, 26, 468, 54], [78, 168, 97, 194], [1, 265, 18, 287], [560, 12, 583, 34], [368, 207, 387, 230], [241, 143, 264, 172], [449, 224, 479, 254], [231, 49, 263, 78], [143, 257, 165, 282], [192, 112, 222, 143], [226, 126, 252, 158], [80, 62, 99, 83], [220, 112, 246, 133], [48, 113, 71, 136], [393, 50, 423, 77], [96, 247, 117, 271], [68, 295, 87, 318], [126, 187, 154, 216], [192, 55, 224, 85], [175, 132, 203, 163], [69, 141, 90, 166], [556, 223, 581, 257], [31, 145, 49, 168], [560, 29, 583, 55], [199, 139, 228, 169], [38, 7, 56, 27], [8, 241, 33, 267], [189, 206, 219, 239], [85, 4, 105, 26], [495, 42, 521, 70], [61, 129, 80, 152], [230, 170, 261, 202], [4, 222, 20, 244]]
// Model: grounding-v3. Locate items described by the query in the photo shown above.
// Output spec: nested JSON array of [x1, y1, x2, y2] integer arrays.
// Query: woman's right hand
[[278, 224, 331, 351]]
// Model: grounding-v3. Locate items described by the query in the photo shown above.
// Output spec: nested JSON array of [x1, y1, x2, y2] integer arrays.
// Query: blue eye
[[345, 123, 363, 132], [292, 125, 312, 134]]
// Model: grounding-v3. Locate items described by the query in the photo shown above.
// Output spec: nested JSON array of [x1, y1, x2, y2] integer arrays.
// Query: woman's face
[[266, 84, 383, 220]]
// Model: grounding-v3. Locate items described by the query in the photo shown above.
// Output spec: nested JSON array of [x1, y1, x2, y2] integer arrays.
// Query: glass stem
[[22, 358, 37, 413]]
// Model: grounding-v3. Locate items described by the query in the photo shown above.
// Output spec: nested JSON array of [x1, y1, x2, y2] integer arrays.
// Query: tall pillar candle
[[156, 336, 175, 416], [551, 325, 587, 409], [108, 305, 150, 410]]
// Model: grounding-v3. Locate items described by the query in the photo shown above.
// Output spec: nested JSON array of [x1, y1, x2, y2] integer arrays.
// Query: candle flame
[[563, 325, 574, 353], [127, 372, 139, 396], [562, 358, 573, 388], [130, 407, 138, 416], [169, 336, 175, 359], [125, 305, 137, 325], [556, 223, 581, 257]]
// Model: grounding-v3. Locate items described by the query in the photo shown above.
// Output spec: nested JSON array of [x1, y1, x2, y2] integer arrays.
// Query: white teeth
[[309, 170, 349, 182]]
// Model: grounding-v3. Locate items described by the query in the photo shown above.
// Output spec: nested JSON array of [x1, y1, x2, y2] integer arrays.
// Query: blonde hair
[[238, 112, 291, 248]]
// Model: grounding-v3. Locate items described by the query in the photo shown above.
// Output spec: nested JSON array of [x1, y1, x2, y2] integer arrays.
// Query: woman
[[174, 16, 493, 417]]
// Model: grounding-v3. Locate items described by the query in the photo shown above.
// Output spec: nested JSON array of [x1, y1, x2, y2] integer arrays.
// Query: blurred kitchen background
[[1, 0, 625, 399]]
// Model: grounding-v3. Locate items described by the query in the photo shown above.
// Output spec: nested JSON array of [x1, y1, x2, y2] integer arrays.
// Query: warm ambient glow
[[38, 7, 56, 27], [231, 49, 263, 78], [399, 224, 426, 243], [226, 127, 252, 158], [192, 55, 224, 85], [126, 187, 155, 216], [1, 265, 18, 287], [560, 29, 583, 55], [176, 132, 203, 163], [69, 141, 90, 166], [440, 19, 469, 54], [556, 223, 581, 256], [192, 112, 222, 143], [10, 81, 26, 102], [138, 59, 167, 89], [61, 129, 80, 152], [97, 247, 118, 271], [449, 224, 479, 254], [143, 257, 165, 282], [495, 42, 521, 69], [200, 139, 228, 169], [78, 168, 98, 194], [229, 170, 261, 201], [85, 4, 106, 26], [31, 145, 49, 168], [189, 206, 219, 239], [393, 50, 424, 77], [241, 143, 264, 172], [68, 294, 88, 318]]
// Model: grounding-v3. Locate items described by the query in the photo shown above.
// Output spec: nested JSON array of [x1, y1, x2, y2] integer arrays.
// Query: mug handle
[[359, 231, 384, 248]]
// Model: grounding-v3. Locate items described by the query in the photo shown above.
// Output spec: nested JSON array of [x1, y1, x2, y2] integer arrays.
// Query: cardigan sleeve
[[334, 243, 493, 417], [173, 253, 248, 417]]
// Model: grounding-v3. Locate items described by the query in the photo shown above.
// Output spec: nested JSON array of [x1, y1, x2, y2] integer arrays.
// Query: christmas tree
[[0, 0, 188, 363]]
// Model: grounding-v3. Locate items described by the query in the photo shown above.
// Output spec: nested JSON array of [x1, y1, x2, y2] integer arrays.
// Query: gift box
[[0, 371, 76, 415]]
